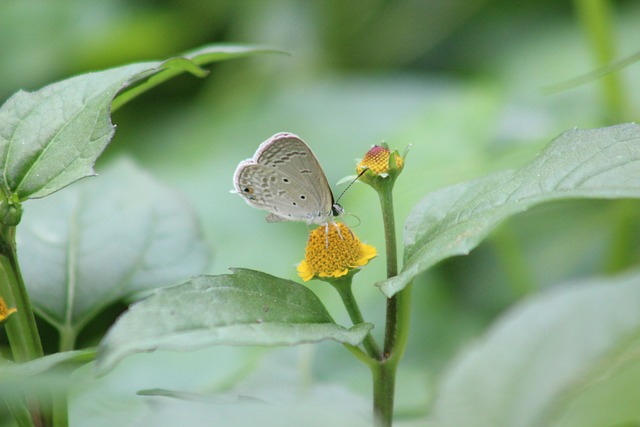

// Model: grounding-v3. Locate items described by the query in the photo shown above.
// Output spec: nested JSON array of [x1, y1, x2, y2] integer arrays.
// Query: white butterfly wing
[[233, 133, 335, 224]]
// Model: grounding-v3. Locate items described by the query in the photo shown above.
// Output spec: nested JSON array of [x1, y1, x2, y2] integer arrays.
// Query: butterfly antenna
[[334, 169, 367, 205], [344, 212, 361, 228]]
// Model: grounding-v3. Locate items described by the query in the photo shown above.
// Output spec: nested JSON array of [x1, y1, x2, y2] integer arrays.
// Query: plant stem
[[491, 224, 537, 297], [378, 184, 398, 280], [574, 0, 637, 285], [379, 182, 402, 356], [372, 180, 412, 426], [3, 397, 36, 427], [52, 336, 72, 427], [343, 343, 376, 368], [332, 277, 381, 360], [604, 200, 638, 273], [387, 283, 412, 370], [0, 226, 43, 363], [372, 281, 412, 427], [371, 361, 395, 427], [574, 0, 629, 122], [58, 327, 78, 353], [51, 394, 68, 427], [0, 225, 48, 426]]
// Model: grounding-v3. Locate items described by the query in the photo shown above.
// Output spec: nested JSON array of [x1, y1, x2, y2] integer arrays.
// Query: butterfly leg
[[346, 225, 355, 239], [322, 222, 348, 248], [324, 222, 330, 248], [323, 222, 344, 247], [333, 221, 344, 240]]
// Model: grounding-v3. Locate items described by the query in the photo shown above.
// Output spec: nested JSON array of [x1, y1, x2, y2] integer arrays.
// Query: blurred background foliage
[[2, 0, 640, 424]]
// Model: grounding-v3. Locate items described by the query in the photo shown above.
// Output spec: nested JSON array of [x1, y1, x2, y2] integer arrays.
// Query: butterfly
[[233, 132, 343, 225]]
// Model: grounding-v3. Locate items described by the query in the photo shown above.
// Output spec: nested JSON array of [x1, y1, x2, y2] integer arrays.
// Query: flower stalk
[[299, 143, 411, 426], [0, 224, 44, 363], [357, 145, 412, 426], [0, 221, 51, 427], [331, 276, 381, 360]]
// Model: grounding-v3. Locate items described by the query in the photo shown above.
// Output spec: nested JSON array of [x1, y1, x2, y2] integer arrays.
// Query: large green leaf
[[0, 44, 276, 201], [110, 44, 282, 111], [430, 269, 640, 427], [71, 347, 371, 427], [380, 123, 640, 297], [96, 269, 373, 373], [0, 349, 93, 397], [132, 385, 371, 427], [16, 158, 209, 338]]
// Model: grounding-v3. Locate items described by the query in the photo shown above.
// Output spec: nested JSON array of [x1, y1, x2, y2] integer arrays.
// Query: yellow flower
[[0, 296, 17, 325], [297, 223, 376, 282], [356, 145, 404, 176]]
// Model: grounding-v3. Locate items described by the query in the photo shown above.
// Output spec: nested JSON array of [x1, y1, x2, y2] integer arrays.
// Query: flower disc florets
[[297, 223, 376, 282], [357, 145, 403, 176], [355, 144, 406, 191], [0, 296, 16, 325]]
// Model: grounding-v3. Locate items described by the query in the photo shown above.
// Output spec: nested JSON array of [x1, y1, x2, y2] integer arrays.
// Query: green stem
[[53, 326, 72, 427], [0, 225, 48, 426], [51, 394, 68, 427], [604, 200, 638, 273], [491, 224, 537, 297], [371, 362, 395, 427], [0, 226, 43, 363], [387, 283, 412, 370], [574, 0, 629, 122], [332, 277, 381, 360], [58, 327, 78, 353], [342, 343, 376, 368], [372, 281, 412, 427], [372, 179, 412, 426], [574, 0, 639, 280], [379, 182, 402, 357], [378, 183, 398, 279], [2, 396, 36, 427]]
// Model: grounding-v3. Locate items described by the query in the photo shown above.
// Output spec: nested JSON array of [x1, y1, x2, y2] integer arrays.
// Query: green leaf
[[0, 350, 94, 397], [16, 158, 209, 339], [132, 385, 371, 427], [380, 123, 640, 297], [70, 346, 264, 427], [0, 350, 94, 381], [0, 44, 277, 201], [110, 44, 285, 111], [430, 269, 640, 427], [96, 269, 373, 374]]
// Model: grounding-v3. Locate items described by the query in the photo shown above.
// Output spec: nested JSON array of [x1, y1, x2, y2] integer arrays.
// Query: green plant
[[1, 14, 640, 426], [0, 44, 278, 426]]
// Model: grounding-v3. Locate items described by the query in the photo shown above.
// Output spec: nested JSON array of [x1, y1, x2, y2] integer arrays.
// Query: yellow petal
[[0, 296, 17, 324], [297, 260, 314, 282]]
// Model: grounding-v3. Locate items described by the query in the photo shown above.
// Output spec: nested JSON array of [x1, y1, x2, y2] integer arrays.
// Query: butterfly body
[[233, 133, 342, 225]]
